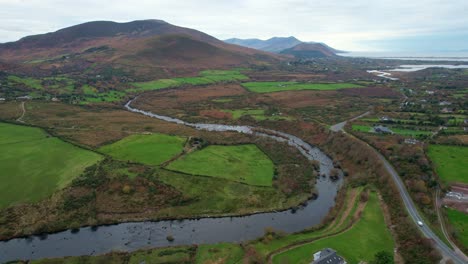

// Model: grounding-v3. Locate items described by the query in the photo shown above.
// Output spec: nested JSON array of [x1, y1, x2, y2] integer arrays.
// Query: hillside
[[0, 20, 279, 76], [280, 43, 337, 58]]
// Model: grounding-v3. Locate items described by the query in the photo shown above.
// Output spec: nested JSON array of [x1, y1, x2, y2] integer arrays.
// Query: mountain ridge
[[224, 37, 346, 57], [0, 20, 281, 77]]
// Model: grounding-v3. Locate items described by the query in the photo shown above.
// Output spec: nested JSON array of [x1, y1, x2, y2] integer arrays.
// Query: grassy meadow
[[352, 124, 433, 136], [166, 144, 274, 186], [428, 145, 468, 184], [98, 133, 186, 165], [131, 69, 248, 92], [0, 122, 102, 208], [445, 208, 468, 249], [242, 82, 362, 93], [273, 191, 394, 264]]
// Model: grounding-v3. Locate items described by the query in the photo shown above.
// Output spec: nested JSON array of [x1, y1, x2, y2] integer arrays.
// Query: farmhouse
[[311, 248, 346, 264], [16, 95, 32, 100], [404, 138, 419, 145], [373, 125, 394, 134], [379, 116, 393, 122], [440, 107, 453, 113]]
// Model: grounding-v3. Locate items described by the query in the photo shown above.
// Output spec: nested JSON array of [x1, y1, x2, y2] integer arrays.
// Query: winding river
[[0, 99, 342, 263]]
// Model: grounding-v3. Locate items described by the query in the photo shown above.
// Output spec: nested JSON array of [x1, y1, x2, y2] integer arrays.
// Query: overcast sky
[[1, 0, 467, 51]]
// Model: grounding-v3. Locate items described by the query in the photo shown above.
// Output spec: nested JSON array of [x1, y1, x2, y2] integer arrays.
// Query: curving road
[[375, 150, 466, 264], [332, 121, 467, 263]]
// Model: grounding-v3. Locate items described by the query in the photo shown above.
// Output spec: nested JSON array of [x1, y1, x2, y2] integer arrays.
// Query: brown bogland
[[258, 90, 339, 108], [338, 86, 401, 98], [134, 83, 247, 111]]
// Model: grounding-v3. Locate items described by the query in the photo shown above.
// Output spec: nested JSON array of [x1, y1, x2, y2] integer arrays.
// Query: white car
[[417, 221, 424, 227]]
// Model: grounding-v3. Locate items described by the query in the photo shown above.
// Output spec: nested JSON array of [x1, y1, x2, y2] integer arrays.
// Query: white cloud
[[0, 0, 467, 51]]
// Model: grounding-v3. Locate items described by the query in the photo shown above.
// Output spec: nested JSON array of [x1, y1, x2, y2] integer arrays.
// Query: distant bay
[[341, 51, 468, 62]]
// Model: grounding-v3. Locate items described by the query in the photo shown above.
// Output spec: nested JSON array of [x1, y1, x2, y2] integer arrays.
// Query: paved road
[[348, 135, 467, 264], [331, 114, 467, 263], [329, 111, 370, 132]]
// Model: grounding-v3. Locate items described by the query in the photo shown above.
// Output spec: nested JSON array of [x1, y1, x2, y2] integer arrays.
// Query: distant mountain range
[[224, 37, 346, 58], [0, 20, 280, 77]]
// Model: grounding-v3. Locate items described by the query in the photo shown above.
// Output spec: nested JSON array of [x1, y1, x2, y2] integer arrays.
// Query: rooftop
[[311, 248, 346, 264]]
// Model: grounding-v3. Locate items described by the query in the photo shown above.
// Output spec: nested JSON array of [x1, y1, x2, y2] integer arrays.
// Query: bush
[[122, 184, 132, 194]]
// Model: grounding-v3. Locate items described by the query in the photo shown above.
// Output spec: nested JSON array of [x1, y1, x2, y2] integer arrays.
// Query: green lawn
[[195, 243, 244, 264], [445, 208, 468, 249], [98, 133, 186, 166], [166, 144, 275, 186], [273, 192, 394, 264], [242, 82, 362, 93], [222, 109, 293, 121], [428, 145, 468, 184], [0, 123, 102, 209]]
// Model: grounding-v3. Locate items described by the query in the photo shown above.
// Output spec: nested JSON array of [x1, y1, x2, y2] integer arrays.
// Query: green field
[[98, 133, 186, 166], [8, 75, 44, 90], [80, 90, 127, 104], [428, 145, 468, 184], [0, 123, 102, 208], [131, 69, 248, 92], [352, 124, 433, 136], [242, 82, 362, 93], [222, 109, 293, 121], [156, 168, 308, 218], [273, 192, 394, 264], [195, 243, 244, 264], [166, 144, 275, 186], [128, 247, 193, 264], [352, 125, 373, 133], [445, 208, 468, 249]]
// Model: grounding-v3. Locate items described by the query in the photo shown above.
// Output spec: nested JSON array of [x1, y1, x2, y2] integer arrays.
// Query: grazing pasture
[[445, 208, 468, 249], [428, 145, 468, 184], [242, 82, 362, 93], [131, 69, 248, 92], [166, 144, 274, 186], [352, 124, 433, 136], [0, 122, 102, 208], [98, 133, 186, 165]]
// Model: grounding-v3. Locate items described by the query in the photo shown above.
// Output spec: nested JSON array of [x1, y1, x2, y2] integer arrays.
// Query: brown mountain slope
[[0, 20, 280, 75]]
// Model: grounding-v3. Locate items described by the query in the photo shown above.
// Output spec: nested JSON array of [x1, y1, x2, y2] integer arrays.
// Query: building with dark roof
[[311, 248, 346, 264], [373, 125, 394, 134]]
